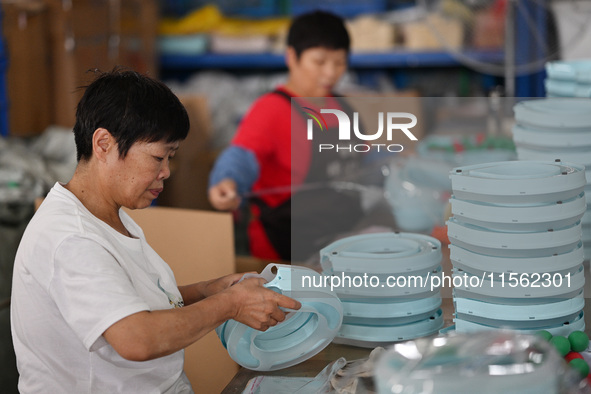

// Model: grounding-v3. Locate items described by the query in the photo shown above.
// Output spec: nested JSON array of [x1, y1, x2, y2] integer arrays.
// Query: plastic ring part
[[450, 194, 586, 232], [333, 309, 444, 348], [215, 264, 343, 371], [512, 124, 591, 148], [449, 161, 586, 204], [329, 266, 442, 298], [456, 310, 583, 330], [544, 79, 591, 98], [454, 311, 585, 336], [513, 98, 591, 129], [451, 264, 585, 299], [343, 307, 440, 327], [449, 242, 585, 276], [320, 232, 441, 275], [341, 294, 441, 319], [516, 147, 591, 167], [454, 293, 584, 322], [546, 60, 591, 84], [447, 217, 582, 258]]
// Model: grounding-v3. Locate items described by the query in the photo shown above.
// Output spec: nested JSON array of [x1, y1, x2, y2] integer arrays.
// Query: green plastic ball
[[536, 330, 553, 341], [568, 331, 589, 353], [550, 335, 571, 357], [569, 358, 590, 378]]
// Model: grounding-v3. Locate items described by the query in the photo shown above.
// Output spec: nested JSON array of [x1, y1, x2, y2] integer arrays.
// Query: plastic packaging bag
[[374, 330, 590, 394]]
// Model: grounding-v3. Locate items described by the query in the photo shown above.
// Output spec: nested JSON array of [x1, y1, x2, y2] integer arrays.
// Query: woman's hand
[[200, 273, 245, 298], [225, 277, 301, 331], [208, 178, 241, 211]]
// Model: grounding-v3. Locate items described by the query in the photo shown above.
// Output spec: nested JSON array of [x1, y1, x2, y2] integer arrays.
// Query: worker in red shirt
[[208, 11, 367, 262]]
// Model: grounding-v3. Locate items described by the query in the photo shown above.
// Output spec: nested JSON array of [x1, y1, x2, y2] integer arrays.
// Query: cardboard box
[[157, 95, 217, 211], [2, 0, 158, 134], [472, 9, 504, 49], [118, 0, 158, 76], [401, 14, 464, 51], [47, 0, 158, 128], [2, 1, 53, 137], [124, 206, 238, 394]]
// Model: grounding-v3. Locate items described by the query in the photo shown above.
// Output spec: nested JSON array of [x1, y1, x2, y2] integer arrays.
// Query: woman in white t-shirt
[[10, 69, 301, 394]]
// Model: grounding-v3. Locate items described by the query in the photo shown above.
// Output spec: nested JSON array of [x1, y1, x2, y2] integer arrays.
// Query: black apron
[[251, 90, 364, 261]]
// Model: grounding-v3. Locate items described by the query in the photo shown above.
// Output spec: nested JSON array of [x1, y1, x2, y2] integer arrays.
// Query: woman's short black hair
[[287, 10, 350, 58], [73, 68, 190, 161]]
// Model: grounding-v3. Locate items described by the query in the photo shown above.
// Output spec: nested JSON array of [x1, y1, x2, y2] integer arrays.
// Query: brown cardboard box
[[118, 0, 158, 76], [472, 9, 505, 49], [157, 95, 217, 211], [401, 14, 464, 51], [125, 206, 239, 394], [47, 0, 158, 128], [2, 1, 53, 136], [2, 0, 158, 134]]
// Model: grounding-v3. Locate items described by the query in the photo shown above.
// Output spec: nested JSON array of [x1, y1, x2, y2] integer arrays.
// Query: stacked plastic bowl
[[545, 60, 591, 98], [512, 98, 591, 260], [319, 232, 443, 348], [448, 160, 587, 335]]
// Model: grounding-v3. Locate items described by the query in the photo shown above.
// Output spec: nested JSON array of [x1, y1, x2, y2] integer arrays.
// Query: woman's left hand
[[201, 272, 250, 298]]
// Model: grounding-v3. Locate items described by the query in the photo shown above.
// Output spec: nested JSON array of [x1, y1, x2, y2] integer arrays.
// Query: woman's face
[[109, 140, 179, 209], [287, 46, 348, 97]]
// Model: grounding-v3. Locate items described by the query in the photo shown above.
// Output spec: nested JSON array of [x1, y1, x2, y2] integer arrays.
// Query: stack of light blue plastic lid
[[448, 160, 587, 335], [319, 233, 443, 348], [513, 98, 591, 260], [545, 60, 591, 98], [216, 264, 343, 371]]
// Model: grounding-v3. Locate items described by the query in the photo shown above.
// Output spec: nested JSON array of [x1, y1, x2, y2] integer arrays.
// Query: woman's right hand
[[225, 277, 301, 331], [208, 178, 241, 211]]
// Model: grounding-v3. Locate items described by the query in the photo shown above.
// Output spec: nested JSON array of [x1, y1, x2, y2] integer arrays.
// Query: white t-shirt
[[11, 183, 194, 393]]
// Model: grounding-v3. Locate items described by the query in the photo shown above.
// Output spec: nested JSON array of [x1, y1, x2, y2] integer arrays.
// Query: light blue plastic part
[[457, 310, 582, 330], [546, 60, 591, 83], [319, 232, 441, 275], [447, 217, 582, 258], [454, 293, 584, 321], [215, 264, 343, 371], [450, 193, 586, 232], [449, 242, 584, 276], [514, 98, 591, 129], [329, 266, 442, 298], [332, 309, 444, 348], [343, 306, 440, 327], [341, 294, 441, 319], [544, 79, 591, 98], [454, 311, 585, 337], [450, 161, 587, 204], [516, 147, 591, 167], [512, 124, 591, 148], [451, 264, 585, 299]]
